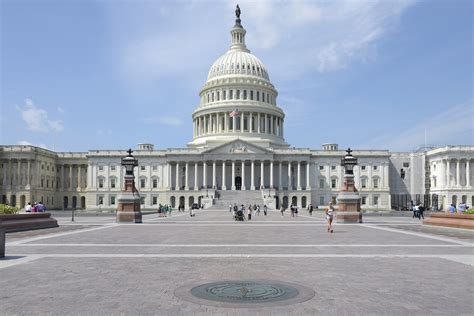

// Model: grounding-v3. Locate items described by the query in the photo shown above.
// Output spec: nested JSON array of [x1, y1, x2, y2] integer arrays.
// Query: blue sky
[[1, 0, 472, 152]]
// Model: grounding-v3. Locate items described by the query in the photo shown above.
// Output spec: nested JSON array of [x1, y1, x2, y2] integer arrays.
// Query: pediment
[[203, 139, 272, 155]]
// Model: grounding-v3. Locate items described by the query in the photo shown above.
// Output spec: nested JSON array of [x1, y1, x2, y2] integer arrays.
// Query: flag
[[229, 109, 239, 118]]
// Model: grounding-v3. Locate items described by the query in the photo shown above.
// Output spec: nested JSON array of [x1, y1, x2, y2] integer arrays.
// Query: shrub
[[463, 209, 474, 215], [0, 204, 20, 214]]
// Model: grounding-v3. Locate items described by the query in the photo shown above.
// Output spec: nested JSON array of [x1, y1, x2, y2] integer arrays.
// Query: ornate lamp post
[[116, 149, 142, 223], [336, 148, 363, 223]]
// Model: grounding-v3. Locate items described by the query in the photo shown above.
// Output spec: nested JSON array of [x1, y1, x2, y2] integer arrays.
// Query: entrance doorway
[[235, 176, 242, 190], [72, 196, 77, 209], [275, 196, 280, 209], [81, 196, 86, 209], [179, 196, 185, 209], [282, 196, 289, 208], [63, 196, 68, 209]]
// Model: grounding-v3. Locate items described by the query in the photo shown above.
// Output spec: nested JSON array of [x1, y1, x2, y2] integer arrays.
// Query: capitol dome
[[188, 8, 288, 149]]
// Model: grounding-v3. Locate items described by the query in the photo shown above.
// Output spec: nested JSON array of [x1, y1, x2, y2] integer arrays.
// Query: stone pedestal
[[116, 175, 142, 223], [337, 173, 362, 223]]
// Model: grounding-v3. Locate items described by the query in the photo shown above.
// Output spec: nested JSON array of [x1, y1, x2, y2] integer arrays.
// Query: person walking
[[263, 204, 267, 216], [229, 203, 233, 212], [326, 202, 335, 233], [418, 203, 425, 220], [290, 204, 295, 217], [280, 205, 285, 217], [309, 204, 313, 216], [247, 205, 252, 221], [256, 205, 260, 216]]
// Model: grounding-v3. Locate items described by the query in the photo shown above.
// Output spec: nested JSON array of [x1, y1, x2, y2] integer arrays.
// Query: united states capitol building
[[1, 11, 473, 212]]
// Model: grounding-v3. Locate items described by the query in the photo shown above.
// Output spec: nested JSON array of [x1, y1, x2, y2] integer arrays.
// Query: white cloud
[[108, 1, 416, 84], [358, 101, 474, 151], [142, 115, 184, 126], [16, 98, 64, 133], [17, 140, 48, 149]]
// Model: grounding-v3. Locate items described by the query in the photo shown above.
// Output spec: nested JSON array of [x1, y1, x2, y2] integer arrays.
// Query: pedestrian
[[309, 204, 313, 216], [263, 204, 267, 216], [326, 202, 335, 233], [32, 202, 37, 213], [25, 202, 32, 213], [418, 203, 425, 220], [448, 203, 456, 214], [246, 205, 252, 221], [229, 203, 233, 212], [412, 204, 419, 219], [37, 201, 45, 212], [256, 205, 260, 216], [290, 204, 295, 217], [295, 205, 298, 217], [280, 205, 284, 217]]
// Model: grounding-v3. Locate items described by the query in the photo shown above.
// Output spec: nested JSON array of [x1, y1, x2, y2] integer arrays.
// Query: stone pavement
[[1, 209, 473, 315]]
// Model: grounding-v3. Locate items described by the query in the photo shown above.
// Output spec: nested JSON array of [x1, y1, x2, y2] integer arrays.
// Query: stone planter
[[0, 213, 59, 233], [423, 213, 474, 230]]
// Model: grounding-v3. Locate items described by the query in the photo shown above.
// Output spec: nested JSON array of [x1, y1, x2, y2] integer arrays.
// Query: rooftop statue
[[235, 4, 241, 19]]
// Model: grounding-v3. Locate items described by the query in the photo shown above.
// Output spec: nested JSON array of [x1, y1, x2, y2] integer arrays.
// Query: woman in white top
[[326, 202, 335, 233]]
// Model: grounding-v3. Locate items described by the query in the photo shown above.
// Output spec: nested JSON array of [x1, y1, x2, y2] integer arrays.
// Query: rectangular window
[[111, 178, 116, 188], [373, 196, 379, 205], [99, 165, 104, 171], [250, 91, 254, 100], [319, 165, 324, 170], [98, 178, 104, 188], [236, 90, 240, 99], [243, 90, 247, 99], [331, 165, 336, 170], [141, 165, 146, 171], [212, 92, 214, 102], [41, 179, 44, 187], [361, 178, 367, 189], [110, 196, 115, 205], [257, 91, 260, 101], [361, 166, 366, 171], [152, 196, 158, 205], [46, 180, 49, 188], [140, 196, 145, 205], [403, 162, 409, 168], [98, 196, 104, 205], [153, 179, 158, 188], [361, 196, 367, 205], [223, 90, 226, 100], [373, 165, 378, 170], [152, 165, 158, 171], [373, 178, 379, 189], [331, 196, 337, 204], [319, 196, 325, 205], [111, 165, 116, 171], [319, 179, 325, 188], [140, 178, 146, 188], [331, 179, 336, 188], [229, 90, 233, 99]]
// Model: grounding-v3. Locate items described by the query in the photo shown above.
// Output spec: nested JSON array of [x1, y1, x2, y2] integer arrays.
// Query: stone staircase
[[209, 190, 264, 210]]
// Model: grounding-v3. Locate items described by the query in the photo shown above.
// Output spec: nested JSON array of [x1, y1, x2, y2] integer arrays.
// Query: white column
[[233, 115, 236, 133], [446, 159, 450, 188], [251, 160, 255, 190], [175, 163, 180, 191], [270, 116, 274, 134], [265, 114, 268, 133], [185, 162, 189, 190], [231, 161, 236, 190], [225, 113, 228, 132], [249, 113, 253, 133], [260, 161, 264, 188], [241, 161, 246, 190], [466, 160, 471, 187], [384, 163, 389, 188], [288, 162, 292, 190], [60, 165, 65, 190], [222, 161, 227, 190], [212, 161, 216, 188], [217, 113, 220, 133], [297, 162, 301, 190], [26, 160, 31, 187], [69, 165, 73, 190], [92, 164, 97, 189], [270, 161, 274, 188], [306, 162, 311, 190], [77, 165, 81, 190], [194, 162, 199, 191], [203, 161, 207, 188], [456, 160, 460, 187], [279, 161, 282, 190], [257, 113, 261, 133]]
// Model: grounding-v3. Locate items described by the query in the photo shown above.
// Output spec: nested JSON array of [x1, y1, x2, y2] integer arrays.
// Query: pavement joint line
[[9, 243, 471, 247], [362, 224, 473, 246], [144, 212, 189, 222], [0, 255, 42, 270], [6, 224, 118, 245]]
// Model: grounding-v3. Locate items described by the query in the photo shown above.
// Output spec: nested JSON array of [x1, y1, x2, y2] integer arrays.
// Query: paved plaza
[[1, 210, 473, 315]]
